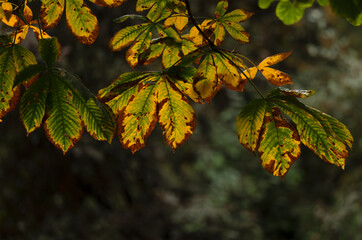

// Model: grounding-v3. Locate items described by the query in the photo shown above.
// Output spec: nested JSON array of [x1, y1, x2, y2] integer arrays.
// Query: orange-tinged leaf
[[212, 22, 225, 46], [88, 0, 126, 7], [240, 67, 257, 81], [193, 53, 220, 102], [214, 53, 247, 91], [65, 0, 99, 44], [188, 20, 215, 47], [11, 25, 29, 44], [40, 0, 65, 30], [30, 26, 52, 40], [23, 5, 33, 23], [126, 31, 152, 68], [164, 14, 188, 33], [259, 67, 292, 86], [2, 14, 21, 27], [1, 2, 12, 20], [118, 77, 159, 153], [157, 77, 196, 149], [258, 51, 292, 67], [162, 46, 181, 68], [257, 107, 301, 177]]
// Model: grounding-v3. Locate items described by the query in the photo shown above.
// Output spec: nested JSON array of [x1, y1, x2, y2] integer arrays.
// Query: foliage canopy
[[0, 0, 354, 177]]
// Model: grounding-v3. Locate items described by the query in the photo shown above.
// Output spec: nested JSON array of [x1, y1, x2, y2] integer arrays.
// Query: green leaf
[[109, 23, 150, 51], [330, 0, 362, 26], [44, 74, 83, 153], [40, 0, 65, 30], [215, 0, 228, 18], [65, 0, 99, 44], [236, 99, 266, 152], [39, 37, 61, 68], [258, 0, 276, 9], [258, 106, 301, 177], [272, 96, 350, 169], [0, 45, 36, 120], [20, 74, 50, 134], [113, 14, 147, 23], [317, 0, 329, 7], [276, 0, 313, 25], [14, 64, 47, 87], [57, 69, 116, 143], [222, 21, 250, 43]]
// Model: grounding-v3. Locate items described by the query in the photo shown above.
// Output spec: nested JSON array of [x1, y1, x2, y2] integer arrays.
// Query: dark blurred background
[[0, 0, 361, 239]]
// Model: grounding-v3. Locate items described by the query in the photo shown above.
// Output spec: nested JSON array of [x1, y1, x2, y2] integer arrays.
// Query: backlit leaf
[[14, 64, 47, 87], [20, 74, 50, 134], [0, 45, 36, 120], [276, 0, 313, 25], [236, 99, 266, 151], [44, 75, 83, 153], [66, 0, 99, 45], [109, 23, 150, 51], [258, 0, 276, 9], [257, 106, 301, 177], [157, 76, 196, 149], [215, 0, 228, 18], [88, 0, 126, 7], [257, 51, 292, 86], [40, 0, 65, 30], [272, 96, 349, 169], [39, 37, 61, 68], [118, 75, 160, 153]]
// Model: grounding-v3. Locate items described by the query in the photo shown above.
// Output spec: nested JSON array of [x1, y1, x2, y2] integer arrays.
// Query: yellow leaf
[[1, 2, 12, 20], [157, 77, 196, 149], [12, 25, 30, 44], [66, 0, 99, 45], [118, 77, 159, 153], [259, 51, 292, 67], [259, 67, 292, 86], [164, 14, 188, 33], [2, 14, 21, 27], [30, 26, 52, 40], [88, 0, 126, 7], [23, 5, 33, 23], [40, 0, 65, 30]]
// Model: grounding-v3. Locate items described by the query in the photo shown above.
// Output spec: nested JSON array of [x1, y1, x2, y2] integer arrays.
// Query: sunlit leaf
[[44, 74, 83, 153], [109, 23, 150, 51], [258, 0, 276, 9], [118, 75, 160, 153], [236, 99, 266, 151], [276, 0, 313, 25], [88, 0, 126, 7], [257, 51, 292, 86], [257, 106, 301, 177], [157, 76, 196, 149], [40, 0, 65, 30], [215, 0, 228, 18], [66, 0, 99, 44], [272, 96, 349, 169], [0, 45, 36, 120]]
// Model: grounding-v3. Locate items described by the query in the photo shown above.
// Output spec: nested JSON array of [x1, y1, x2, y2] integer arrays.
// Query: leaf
[[20, 74, 50, 134], [39, 37, 61, 68], [57, 69, 116, 142], [88, 0, 126, 7], [330, 0, 362, 26], [276, 0, 313, 25], [0, 45, 37, 120], [193, 53, 220, 102], [65, 0, 99, 45], [30, 26, 52, 40], [222, 21, 250, 43], [258, 0, 276, 9], [277, 88, 315, 98], [14, 64, 47, 87], [164, 14, 188, 33], [126, 29, 153, 68], [220, 9, 253, 23], [44, 74, 83, 153], [113, 14, 147, 23], [272, 96, 350, 169], [40, 0, 65, 30], [157, 76, 196, 149], [118, 75, 160, 153], [317, 0, 329, 7], [236, 99, 266, 152], [109, 23, 150, 51], [215, 0, 228, 18], [136, 0, 156, 12], [257, 51, 292, 86], [257, 106, 301, 177]]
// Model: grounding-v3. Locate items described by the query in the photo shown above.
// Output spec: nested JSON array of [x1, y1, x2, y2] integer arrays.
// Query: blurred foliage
[[0, 0, 361, 239]]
